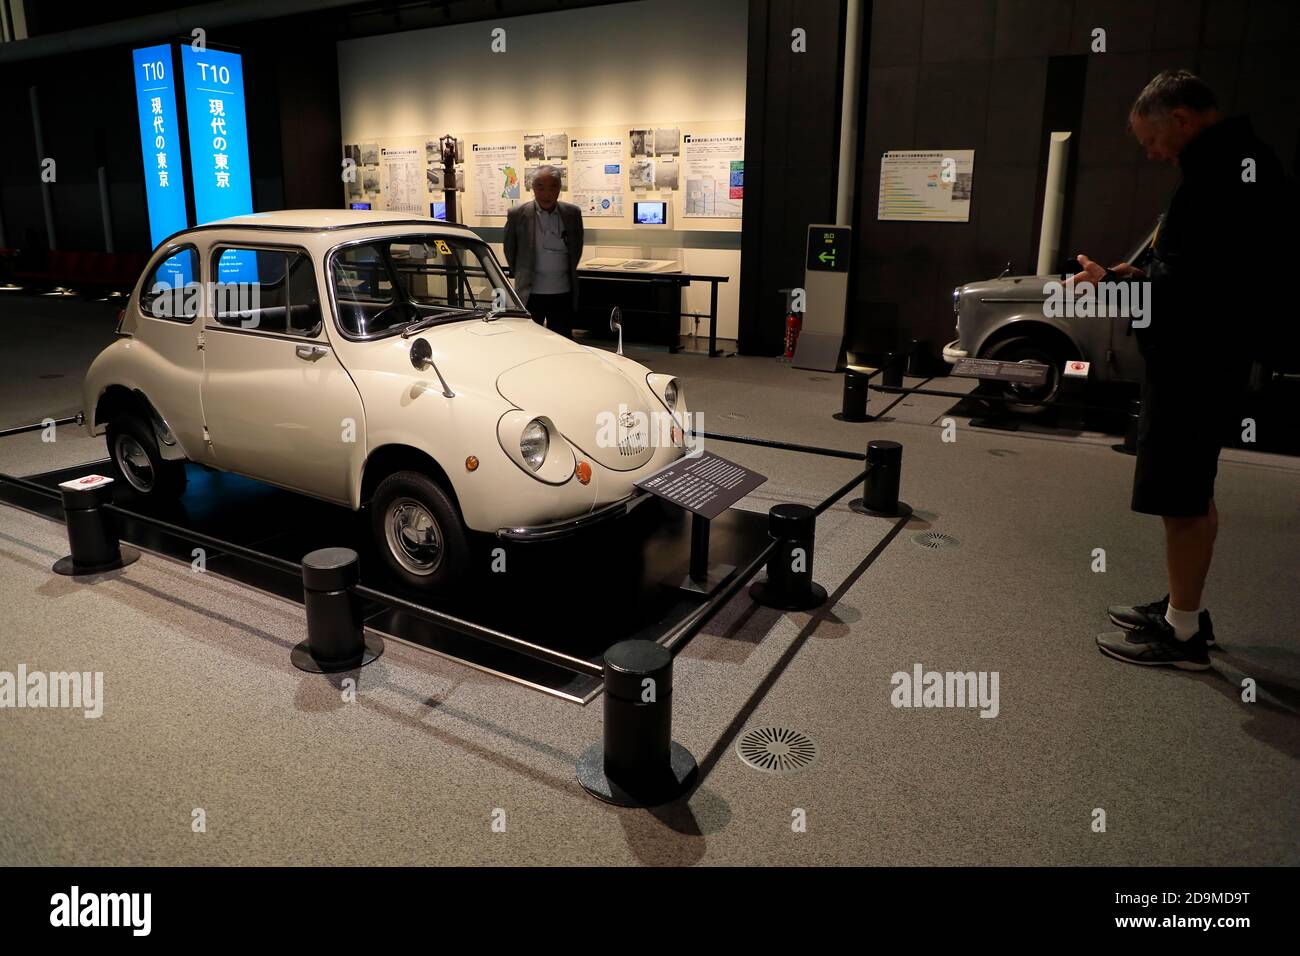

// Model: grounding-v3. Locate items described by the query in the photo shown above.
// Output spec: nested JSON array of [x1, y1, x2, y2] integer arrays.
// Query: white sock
[[1164, 604, 1202, 641]]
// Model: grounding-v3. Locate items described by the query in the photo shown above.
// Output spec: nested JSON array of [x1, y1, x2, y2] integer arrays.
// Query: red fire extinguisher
[[784, 311, 802, 359]]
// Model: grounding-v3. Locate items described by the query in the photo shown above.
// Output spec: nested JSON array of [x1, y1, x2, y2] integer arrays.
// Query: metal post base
[[677, 562, 736, 595], [291, 633, 385, 674], [748, 579, 828, 612], [832, 411, 872, 423], [52, 546, 140, 577], [576, 740, 698, 807], [849, 498, 913, 519]]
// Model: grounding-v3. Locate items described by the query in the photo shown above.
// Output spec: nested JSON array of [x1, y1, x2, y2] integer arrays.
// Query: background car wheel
[[981, 335, 1069, 415], [371, 470, 468, 591], [106, 414, 187, 499]]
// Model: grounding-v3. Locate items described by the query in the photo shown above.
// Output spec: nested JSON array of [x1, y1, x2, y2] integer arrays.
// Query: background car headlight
[[520, 419, 549, 470], [663, 379, 678, 409]]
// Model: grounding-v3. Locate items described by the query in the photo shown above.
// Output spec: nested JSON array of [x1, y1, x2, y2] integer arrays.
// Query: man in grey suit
[[503, 165, 584, 337]]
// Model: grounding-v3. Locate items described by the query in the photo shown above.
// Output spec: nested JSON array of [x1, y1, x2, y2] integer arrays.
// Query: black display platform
[[0, 460, 770, 703]]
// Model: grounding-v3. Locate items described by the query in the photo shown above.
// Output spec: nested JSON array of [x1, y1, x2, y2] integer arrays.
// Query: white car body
[[82, 210, 686, 573]]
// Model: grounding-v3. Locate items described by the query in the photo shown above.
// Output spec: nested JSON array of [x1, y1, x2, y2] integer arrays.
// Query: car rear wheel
[[106, 414, 187, 499], [371, 470, 468, 591], [981, 335, 1068, 415]]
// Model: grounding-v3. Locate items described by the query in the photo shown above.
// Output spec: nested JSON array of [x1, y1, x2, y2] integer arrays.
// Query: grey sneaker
[[1096, 618, 1211, 671], [1107, 595, 1216, 647]]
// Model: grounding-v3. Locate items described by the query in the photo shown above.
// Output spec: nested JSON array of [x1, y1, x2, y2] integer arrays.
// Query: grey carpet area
[[1, 295, 1296, 865]]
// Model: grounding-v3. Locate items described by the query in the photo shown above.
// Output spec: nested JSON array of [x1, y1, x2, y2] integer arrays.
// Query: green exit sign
[[806, 226, 851, 272]]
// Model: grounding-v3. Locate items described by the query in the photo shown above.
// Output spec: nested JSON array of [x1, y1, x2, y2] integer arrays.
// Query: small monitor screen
[[430, 201, 447, 220], [350, 202, 372, 210], [633, 201, 667, 225]]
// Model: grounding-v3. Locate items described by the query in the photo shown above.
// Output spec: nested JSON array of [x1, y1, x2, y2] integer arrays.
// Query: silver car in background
[[942, 222, 1158, 411]]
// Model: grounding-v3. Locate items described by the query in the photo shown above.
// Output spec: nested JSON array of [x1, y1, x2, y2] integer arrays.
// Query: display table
[[576, 268, 729, 355]]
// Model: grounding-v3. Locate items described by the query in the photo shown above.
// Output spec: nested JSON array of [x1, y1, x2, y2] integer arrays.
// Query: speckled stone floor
[[1, 294, 1297, 865]]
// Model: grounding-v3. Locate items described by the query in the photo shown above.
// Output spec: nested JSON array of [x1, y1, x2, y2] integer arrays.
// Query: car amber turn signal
[[465, 456, 479, 472], [575, 460, 592, 485]]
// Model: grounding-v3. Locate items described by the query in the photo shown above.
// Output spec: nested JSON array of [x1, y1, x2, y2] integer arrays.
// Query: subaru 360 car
[[81, 210, 688, 589]]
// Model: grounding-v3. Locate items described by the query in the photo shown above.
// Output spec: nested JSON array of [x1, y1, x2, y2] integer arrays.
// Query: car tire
[[106, 414, 188, 499], [981, 334, 1069, 415], [371, 470, 469, 591]]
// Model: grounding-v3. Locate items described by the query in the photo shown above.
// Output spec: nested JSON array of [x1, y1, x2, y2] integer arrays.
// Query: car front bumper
[[495, 489, 655, 541], [942, 339, 969, 364]]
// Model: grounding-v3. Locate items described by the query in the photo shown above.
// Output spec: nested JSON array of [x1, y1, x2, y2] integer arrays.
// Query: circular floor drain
[[736, 727, 817, 774], [912, 530, 960, 551]]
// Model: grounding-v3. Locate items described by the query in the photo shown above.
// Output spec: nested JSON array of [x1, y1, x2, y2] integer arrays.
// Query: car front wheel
[[371, 470, 468, 591], [981, 335, 1068, 415], [106, 414, 188, 499]]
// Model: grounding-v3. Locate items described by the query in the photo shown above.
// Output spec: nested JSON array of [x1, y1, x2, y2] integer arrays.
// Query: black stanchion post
[[577, 640, 698, 806], [905, 338, 926, 377], [749, 503, 828, 611], [1113, 398, 1140, 455], [881, 352, 904, 388], [52, 475, 139, 576], [834, 369, 871, 422], [291, 547, 384, 673], [850, 440, 914, 518]]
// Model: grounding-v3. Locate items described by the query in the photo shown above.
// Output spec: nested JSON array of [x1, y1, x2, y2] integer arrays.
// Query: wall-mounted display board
[[877, 150, 975, 223], [341, 121, 743, 231]]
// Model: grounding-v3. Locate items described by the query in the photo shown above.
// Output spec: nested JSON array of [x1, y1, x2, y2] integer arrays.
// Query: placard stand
[[634, 451, 767, 598], [679, 512, 736, 595]]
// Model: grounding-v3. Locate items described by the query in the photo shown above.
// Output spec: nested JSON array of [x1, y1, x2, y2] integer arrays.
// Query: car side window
[[140, 247, 200, 322], [212, 248, 320, 337]]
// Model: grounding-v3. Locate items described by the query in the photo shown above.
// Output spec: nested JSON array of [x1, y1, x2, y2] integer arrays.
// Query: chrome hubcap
[[385, 497, 443, 575], [114, 434, 155, 492]]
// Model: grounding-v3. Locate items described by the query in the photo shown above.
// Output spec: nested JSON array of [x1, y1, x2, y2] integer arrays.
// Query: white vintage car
[[82, 210, 687, 588]]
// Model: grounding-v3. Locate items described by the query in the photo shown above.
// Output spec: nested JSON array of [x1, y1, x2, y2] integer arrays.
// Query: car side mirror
[[409, 337, 432, 370], [409, 337, 454, 398], [609, 306, 623, 356]]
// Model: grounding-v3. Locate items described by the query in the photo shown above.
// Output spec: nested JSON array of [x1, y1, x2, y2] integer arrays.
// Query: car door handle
[[295, 344, 328, 361]]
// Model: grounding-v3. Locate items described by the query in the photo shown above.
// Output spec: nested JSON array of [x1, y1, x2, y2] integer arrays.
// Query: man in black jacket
[[1072, 70, 1285, 669]]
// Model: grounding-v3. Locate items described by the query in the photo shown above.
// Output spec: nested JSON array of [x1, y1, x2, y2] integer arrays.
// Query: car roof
[[161, 209, 478, 242]]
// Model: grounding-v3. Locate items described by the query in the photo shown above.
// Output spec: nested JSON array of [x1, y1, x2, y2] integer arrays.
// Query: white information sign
[[877, 149, 975, 222]]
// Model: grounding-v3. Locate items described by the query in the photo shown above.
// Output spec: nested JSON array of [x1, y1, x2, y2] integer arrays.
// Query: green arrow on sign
[[819, 251, 835, 264]]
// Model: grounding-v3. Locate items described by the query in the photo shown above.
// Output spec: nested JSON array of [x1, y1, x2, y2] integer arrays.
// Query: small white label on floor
[[58, 474, 113, 491]]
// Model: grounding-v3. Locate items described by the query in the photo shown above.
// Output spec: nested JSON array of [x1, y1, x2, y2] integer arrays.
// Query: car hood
[[957, 275, 1055, 302], [496, 350, 655, 471]]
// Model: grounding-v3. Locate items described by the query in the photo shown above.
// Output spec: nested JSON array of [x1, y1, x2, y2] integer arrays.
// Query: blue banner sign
[[179, 45, 254, 227], [180, 45, 255, 281], [131, 45, 190, 252]]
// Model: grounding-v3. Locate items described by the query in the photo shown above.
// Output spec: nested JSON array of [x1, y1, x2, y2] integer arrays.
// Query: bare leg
[[1164, 498, 1218, 609]]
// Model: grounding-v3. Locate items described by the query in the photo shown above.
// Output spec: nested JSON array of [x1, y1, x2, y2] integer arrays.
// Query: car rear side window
[[212, 247, 321, 337], [140, 247, 200, 322]]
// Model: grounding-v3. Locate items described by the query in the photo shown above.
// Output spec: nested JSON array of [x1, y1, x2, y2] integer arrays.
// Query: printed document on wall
[[683, 132, 743, 218], [570, 137, 624, 217], [472, 142, 522, 216], [877, 150, 974, 222], [380, 146, 423, 213]]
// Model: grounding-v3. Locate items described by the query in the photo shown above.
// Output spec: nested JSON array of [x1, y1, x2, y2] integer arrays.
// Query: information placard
[[635, 452, 767, 520]]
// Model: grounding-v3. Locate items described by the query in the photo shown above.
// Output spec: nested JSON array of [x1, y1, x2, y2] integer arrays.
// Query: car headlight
[[520, 419, 549, 471], [663, 379, 678, 409]]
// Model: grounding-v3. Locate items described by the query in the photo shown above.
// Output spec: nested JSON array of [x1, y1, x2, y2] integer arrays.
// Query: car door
[[200, 243, 365, 505], [132, 244, 213, 462]]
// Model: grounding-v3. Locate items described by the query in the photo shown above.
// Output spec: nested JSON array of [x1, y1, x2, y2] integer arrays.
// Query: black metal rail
[[870, 382, 1122, 415], [0, 414, 81, 439]]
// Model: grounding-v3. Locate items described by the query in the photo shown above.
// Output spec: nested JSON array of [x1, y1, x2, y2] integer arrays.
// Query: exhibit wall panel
[[336, 0, 748, 339]]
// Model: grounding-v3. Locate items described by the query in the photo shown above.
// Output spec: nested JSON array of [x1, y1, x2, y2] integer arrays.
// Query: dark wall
[[0, 13, 345, 254], [738, 0, 848, 354], [855, 0, 1300, 360]]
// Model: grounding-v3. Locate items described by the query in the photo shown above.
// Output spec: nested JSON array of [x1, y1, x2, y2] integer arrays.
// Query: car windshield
[[331, 234, 523, 338]]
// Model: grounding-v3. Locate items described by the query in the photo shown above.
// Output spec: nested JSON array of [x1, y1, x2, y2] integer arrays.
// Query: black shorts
[[1130, 361, 1245, 518]]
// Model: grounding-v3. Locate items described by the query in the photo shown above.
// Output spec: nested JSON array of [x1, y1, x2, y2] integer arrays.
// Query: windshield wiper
[[400, 304, 530, 337]]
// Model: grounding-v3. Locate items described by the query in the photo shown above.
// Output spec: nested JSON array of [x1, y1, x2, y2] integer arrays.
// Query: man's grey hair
[[1130, 69, 1218, 121], [533, 164, 562, 189]]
